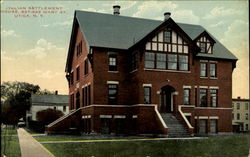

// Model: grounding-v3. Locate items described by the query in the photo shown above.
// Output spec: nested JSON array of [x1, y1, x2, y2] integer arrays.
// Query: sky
[[1, 0, 249, 98]]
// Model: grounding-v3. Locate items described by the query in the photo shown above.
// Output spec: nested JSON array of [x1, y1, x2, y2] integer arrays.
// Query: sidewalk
[[17, 128, 55, 157]]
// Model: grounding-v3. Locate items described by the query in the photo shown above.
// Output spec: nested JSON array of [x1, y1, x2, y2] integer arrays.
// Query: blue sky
[[1, 1, 249, 98]]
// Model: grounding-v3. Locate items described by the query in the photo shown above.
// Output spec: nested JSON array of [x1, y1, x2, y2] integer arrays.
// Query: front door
[[160, 85, 175, 113]]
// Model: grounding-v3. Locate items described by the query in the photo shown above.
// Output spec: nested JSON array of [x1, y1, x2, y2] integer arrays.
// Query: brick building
[[46, 6, 237, 136]]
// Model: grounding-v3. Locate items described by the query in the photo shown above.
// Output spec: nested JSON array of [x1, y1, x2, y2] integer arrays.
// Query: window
[[76, 41, 82, 57], [164, 29, 171, 43], [76, 67, 80, 81], [87, 85, 91, 105], [237, 113, 240, 120], [167, 54, 177, 70], [145, 52, 155, 68], [210, 89, 217, 107], [156, 53, 166, 69], [183, 88, 190, 105], [199, 89, 207, 107], [200, 42, 206, 53], [63, 106, 66, 112], [100, 118, 111, 134], [200, 62, 207, 77], [70, 94, 74, 110], [144, 87, 151, 104], [246, 113, 248, 120], [84, 59, 88, 75], [70, 72, 74, 85], [53, 106, 56, 110], [246, 124, 249, 130], [131, 52, 138, 71], [210, 120, 217, 133], [108, 84, 118, 105], [232, 113, 234, 120], [245, 103, 249, 110], [237, 103, 240, 110], [82, 87, 85, 106], [199, 119, 207, 134], [109, 55, 117, 71], [179, 55, 188, 71], [210, 63, 217, 78]]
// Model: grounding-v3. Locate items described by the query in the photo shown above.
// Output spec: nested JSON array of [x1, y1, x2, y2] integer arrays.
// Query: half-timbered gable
[[195, 31, 216, 54]]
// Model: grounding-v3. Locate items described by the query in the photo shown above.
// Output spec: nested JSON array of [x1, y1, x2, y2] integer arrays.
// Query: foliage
[[36, 108, 64, 125], [1, 81, 53, 125]]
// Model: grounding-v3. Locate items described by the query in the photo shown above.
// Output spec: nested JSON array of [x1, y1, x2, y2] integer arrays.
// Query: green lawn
[[36, 134, 250, 157], [1, 126, 21, 157]]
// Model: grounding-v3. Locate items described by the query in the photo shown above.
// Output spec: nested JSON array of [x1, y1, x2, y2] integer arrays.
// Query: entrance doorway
[[160, 85, 175, 113]]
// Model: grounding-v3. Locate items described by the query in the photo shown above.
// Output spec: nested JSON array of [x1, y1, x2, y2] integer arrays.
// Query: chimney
[[113, 5, 121, 15], [237, 96, 241, 99], [164, 12, 171, 21], [55, 90, 58, 95]]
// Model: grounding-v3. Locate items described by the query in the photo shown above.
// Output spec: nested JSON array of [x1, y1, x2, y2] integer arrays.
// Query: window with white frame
[[183, 88, 190, 105], [210, 89, 217, 107]]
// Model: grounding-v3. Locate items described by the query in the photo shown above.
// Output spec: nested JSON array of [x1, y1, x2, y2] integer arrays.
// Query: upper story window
[[237, 103, 240, 110], [199, 89, 207, 107], [84, 59, 88, 75], [210, 63, 217, 78], [164, 28, 171, 43], [245, 103, 249, 110], [210, 89, 217, 107], [131, 51, 138, 71], [70, 71, 74, 85], [200, 61, 217, 78], [109, 55, 117, 71], [237, 113, 240, 120], [108, 84, 118, 105], [196, 34, 214, 54], [183, 88, 190, 105], [144, 87, 151, 104], [200, 62, 207, 77], [76, 41, 82, 57], [76, 66, 80, 81], [145, 28, 189, 53]]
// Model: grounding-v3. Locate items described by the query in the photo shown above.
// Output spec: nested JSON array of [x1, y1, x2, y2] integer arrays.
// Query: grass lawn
[[35, 134, 250, 157], [1, 126, 21, 157]]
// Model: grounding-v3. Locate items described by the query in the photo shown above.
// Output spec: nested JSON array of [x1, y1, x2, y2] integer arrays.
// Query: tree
[[36, 108, 64, 125], [1, 81, 53, 125]]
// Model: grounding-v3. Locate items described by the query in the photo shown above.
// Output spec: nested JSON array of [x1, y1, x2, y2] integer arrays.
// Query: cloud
[[132, 1, 177, 19], [209, 21, 224, 28], [34, 70, 64, 79], [203, 7, 241, 19], [1, 50, 14, 61], [81, 8, 109, 14], [172, 10, 200, 24], [1, 29, 18, 37], [103, 1, 137, 11], [42, 20, 72, 28], [20, 39, 64, 59]]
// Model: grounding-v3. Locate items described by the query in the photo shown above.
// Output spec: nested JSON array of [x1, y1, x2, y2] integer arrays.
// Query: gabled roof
[[66, 10, 237, 71], [31, 94, 68, 106]]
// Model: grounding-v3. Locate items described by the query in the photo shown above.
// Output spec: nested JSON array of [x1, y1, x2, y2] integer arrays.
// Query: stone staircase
[[161, 113, 191, 137]]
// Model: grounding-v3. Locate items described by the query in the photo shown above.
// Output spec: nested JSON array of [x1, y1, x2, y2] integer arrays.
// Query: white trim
[[114, 115, 126, 119], [183, 85, 191, 89], [76, 82, 80, 89], [130, 69, 138, 73], [200, 60, 208, 62], [195, 107, 232, 110], [155, 106, 168, 128], [100, 115, 112, 118], [107, 81, 119, 84], [209, 86, 219, 89], [180, 105, 195, 108], [173, 91, 178, 95], [83, 57, 87, 60], [209, 61, 218, 63], [194, 86, 198, 88], [184, 113, 191, 116], [87, 82, 91, 85], [144, 68, 191, 73], [82, 104, 157, 109], [209, 116, 219, 119], [82, 115, 91, 119], [132, 115, 138, 118], [199, 86, 208, 89], [195, 116, 209, 119], [108, 71, 119, 73], [178, 106, 194, 129], [143, 84, 152, 87], [200, 77, 208, 79], [71, 69, 74, 73], [76, 64, 80, 68], [210, 77, 218, 80], [171, 92, 173, 112]]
